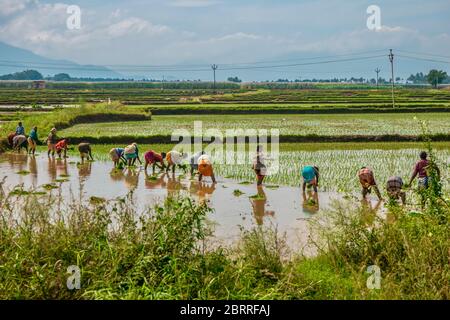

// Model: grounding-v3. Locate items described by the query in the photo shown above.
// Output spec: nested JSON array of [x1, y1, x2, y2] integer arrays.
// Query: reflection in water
[[8, 153, 27, 172], [144, 172, 166, 189], [124, 168, 140, 191], [250, 186, 275, 225], [190, 181, 216, 204], [78, 162, 92, 178], [302, 190, 320, 214], [166, 173, 186, 198], [28, 156, 37, 186], [47, 157, 57, 180], [109, 168, 125, 182], [56, 159, 68, 177]]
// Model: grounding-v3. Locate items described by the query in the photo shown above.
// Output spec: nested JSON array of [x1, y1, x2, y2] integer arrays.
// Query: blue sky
[[0, 0, 449, 80]]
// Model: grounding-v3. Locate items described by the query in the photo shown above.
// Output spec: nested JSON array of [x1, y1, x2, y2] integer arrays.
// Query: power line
[[219, 55, 386, 71], [396, 55, 450, 64], [396, 49, 450, 59], [0, 49, 389, 69], [0, 55, 386, 73]]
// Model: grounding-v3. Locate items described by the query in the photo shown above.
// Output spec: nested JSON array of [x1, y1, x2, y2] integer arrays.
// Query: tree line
[[1, 69, 448, 88]]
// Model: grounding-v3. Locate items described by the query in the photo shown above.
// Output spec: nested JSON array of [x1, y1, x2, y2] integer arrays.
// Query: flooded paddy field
[[1, 141, 448, 251], [0, 152, 381, 252]]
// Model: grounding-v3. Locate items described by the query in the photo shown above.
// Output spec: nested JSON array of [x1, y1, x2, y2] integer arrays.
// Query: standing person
[[252, 145, 268, 186], [386, 176, 406, 205], [12, 134, 28, 153], [109, 147, 126, 168], [408, 151, 440, 189], [15, 122, 25, 136], [198, 153, 216, 183], [78, 142, 93, 163], [46, 128, 58, 157], [27, 126, 39, 155], [166, 150, 187, 174], [189, 150, 204, 176], [357, 167, 383, 201], [302, 165, 319, 194], [55, 139, 69, 159], [124, 143, 142, 167], [144, 149, 166, 173]]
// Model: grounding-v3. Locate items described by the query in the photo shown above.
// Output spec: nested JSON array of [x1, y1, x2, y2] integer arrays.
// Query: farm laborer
[[357, 167, 383, 201], [12, 134, 28, 153], [189, 150, 205, 175], [27, 126, 39, 155], [386, 176, 406, 205], [144, 150, 166, 173], [7, 132, 16, 147], [252, 145, 267, 186], [302, 165, 319, 194], [55, 139, 69, 159], [78, 142, 93, 163], [408, 151, 440, 189], [46, 128, 58, 157], [124, 143, 142, 167], [166, 150, 188, 174], [109, 147, 126, 168], [198, 153, 216, 183], [15, 122, 25, 136]]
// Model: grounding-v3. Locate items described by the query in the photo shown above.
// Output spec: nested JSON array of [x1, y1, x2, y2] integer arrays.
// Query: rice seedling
[[42, 183, 59, 190]]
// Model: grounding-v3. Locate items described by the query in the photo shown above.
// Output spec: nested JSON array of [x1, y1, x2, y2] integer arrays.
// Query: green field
[[60, 113, 450, 138], [1, 85, 450, 107]]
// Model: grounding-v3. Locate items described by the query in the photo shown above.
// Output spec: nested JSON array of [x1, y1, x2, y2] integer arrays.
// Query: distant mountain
[[0, 41, 123, 79]]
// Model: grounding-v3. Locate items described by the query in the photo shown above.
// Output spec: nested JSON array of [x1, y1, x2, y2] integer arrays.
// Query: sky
[[0, 0, 449, 80]]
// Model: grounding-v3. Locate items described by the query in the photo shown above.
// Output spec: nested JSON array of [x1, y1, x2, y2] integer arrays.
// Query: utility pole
[[388, 49, 395, 108], [375, 68, 381, 88], [211, 64, 218, 92]]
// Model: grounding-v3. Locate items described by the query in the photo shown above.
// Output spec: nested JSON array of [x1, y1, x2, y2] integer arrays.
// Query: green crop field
[[1, 85, 450, 107], [59, 113, 450, 138]]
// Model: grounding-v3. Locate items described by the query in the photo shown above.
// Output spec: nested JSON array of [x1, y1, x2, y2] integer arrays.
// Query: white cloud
[[169, 0, 220, 8], [0, 0, 34, 16], [106, 17, 169, 38]]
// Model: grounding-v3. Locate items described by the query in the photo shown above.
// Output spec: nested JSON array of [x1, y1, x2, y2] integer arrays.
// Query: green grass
[[60, 113, 450, 138]]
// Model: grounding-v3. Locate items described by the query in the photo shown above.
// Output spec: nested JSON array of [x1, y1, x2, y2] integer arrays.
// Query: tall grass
[[0, 181, 448, 299]]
